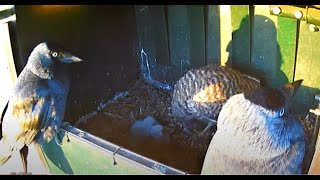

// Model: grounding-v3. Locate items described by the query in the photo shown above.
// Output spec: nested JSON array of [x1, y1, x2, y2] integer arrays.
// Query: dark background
[[13, 5, 140, 122]]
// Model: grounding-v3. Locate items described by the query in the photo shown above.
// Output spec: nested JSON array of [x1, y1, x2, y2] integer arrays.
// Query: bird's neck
[[26, 56, 54, 79]]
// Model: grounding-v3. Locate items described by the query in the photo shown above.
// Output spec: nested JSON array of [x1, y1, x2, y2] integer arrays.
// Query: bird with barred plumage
[[171, 64, 261, 136]]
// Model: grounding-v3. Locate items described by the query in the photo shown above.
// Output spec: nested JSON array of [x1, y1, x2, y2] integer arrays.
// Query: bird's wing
[[282, 134, 305, 174], [31, 93, 68, 144], [2, 79, 66, 148]]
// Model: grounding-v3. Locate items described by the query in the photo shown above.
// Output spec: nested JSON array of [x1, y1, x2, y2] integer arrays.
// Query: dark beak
[[280, 79, 303, 100], [59, 52, 82, 63]]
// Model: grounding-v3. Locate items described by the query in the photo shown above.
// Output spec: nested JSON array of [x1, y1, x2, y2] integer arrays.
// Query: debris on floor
[[71, 78, 315, 174], [73, 78, 212, 174]]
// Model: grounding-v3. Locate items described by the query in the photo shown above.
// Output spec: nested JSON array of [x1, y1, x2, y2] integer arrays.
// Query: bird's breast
[[48, 79, 69, 95]]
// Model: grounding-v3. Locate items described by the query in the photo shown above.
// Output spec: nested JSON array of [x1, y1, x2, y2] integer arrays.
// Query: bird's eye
[[279, 109, 285, 116], [52, 52, 58, 57]]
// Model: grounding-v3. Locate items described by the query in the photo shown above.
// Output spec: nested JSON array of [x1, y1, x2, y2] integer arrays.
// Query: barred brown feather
[[171, 64, 261, 126]]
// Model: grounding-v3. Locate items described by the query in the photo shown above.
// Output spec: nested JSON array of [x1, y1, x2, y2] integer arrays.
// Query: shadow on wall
[[225, 14, 319, 115], [225, 14, 319, 174], [226, 14, 288, 87]]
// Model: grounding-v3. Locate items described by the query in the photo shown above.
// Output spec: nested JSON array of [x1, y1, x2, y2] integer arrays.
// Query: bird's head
[[244, 80, 303, 119], [26, 42, 82, 79]]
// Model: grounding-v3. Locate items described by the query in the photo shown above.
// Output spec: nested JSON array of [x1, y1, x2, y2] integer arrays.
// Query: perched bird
[[171, 64, 260, 136], [0, 42, 82, 173], [201, 80, 305, 175]]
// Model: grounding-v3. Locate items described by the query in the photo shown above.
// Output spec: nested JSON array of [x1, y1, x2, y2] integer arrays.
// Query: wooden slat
[[135, 5, 173, 88], [0, 23, 17, 83], [0, 22, 48, 175], [308, 128, 320, 175], [187, 5, 205, 68], [150, 5, 170, 66], [0, 22, 17, 114], [250, 5, 279, 87], [135, 5, 158, 71], [219, 5, 232, 66], [309, 146, 320, 175], [276, 17, 298, 86], [230, 5, 251, 68], [293, 21, 320, 114], [206, 5, 220, 65], [167, 5, 191, 80]]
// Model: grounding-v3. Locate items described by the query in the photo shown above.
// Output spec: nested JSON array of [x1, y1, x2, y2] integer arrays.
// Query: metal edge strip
[[60, 122, 188, 175]]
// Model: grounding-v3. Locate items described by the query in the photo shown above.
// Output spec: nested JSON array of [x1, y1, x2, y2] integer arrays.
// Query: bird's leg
[[19, 145, 28, 174], [198, 122, 214, 137], [173, 117, 192, 135], [198, 116, 217, 137], [182, 124, 192, 135]]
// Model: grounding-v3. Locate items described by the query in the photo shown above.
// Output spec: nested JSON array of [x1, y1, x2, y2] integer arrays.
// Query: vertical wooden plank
[[135, 5, 173, 89], [0, 22, 17, 113], [206, 5, 220, 65], [277, 17, 297, 85], [251, 5, 279, 87], [308, 129, 320, 174], [294, 22, 320, 113], [219, 5, 232, 66], [150, 6, 170, 66], [167, 5, 191, 80], [0, 21, 48, 175], [0, 23, 17, 82], [135, 5, 157, 80], [187, 5, 205, 68], [230, 5, 250, 68], [309, 145, 320, 175]]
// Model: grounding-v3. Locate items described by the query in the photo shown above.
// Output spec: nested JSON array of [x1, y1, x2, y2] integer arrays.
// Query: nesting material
[[74, 79, 212, 174], [72, 78, 315, 174]]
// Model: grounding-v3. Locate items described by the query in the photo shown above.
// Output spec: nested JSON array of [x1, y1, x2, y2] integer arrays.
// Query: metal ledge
[[58, 122, 187, 175]]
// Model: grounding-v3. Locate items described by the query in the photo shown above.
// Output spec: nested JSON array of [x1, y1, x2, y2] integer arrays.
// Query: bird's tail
[[0, 139, 13, 166]]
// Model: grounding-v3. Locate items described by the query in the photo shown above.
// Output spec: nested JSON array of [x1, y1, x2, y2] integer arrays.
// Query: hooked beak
[[280, 79, 303, 100], [59, 52, 82, 63]]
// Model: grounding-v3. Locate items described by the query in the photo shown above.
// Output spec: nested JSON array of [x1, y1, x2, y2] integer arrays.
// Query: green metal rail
[[40, 123, 187, 175]]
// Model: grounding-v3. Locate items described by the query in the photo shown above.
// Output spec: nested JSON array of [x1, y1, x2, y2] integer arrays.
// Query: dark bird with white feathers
[[201, 80, 306, 175], [0, 42, 82, 173], [171, 64, 261, 136]]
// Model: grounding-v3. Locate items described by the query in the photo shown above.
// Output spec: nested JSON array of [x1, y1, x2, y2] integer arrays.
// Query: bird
[[0, 42, 82, 173], [201, 80, 306, 175], [171, 64, 261, 136]]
